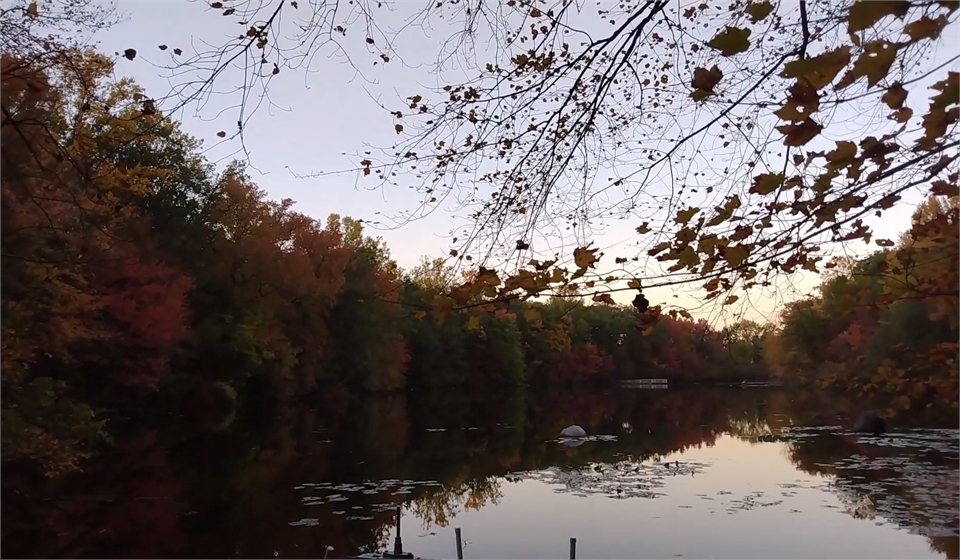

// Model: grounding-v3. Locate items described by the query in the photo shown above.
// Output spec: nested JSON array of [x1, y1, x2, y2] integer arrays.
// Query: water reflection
[[2, 388, 956, 559]]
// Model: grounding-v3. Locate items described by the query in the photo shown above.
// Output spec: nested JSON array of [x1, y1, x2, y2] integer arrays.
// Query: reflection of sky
[[399, 437, 940, 559]]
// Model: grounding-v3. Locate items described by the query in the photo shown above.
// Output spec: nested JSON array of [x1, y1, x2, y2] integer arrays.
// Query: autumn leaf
[[158, 45, 168, 51], [903, 15, 949, 42], [780, 47, 851, 89], [930, 179, 960, 198], [876, 238, 895, 247], [690, 65, 723, 100], [930, 71, 959, 110], [395, 124, 404, 134], [635, 222, 651, 234], [431, 294, 455, 324], [836, 41, 899, 90], [675, 206, 700, 225], [723, 295, 739, 306], [706, 27, 752, 56], [123, 48, 137, 61], [846, 0, 910, 33], [26, 1, 38, 16], [466, 314, 482, 330], [627, 278, 642, 289], [524, 307, 541, 325], [824, 140, 857, 168], [776, 118, 823, 146], [216, 131, 227, 138], [573, 246, 599, 270], [881, 83, 908, 109], [892, 107, 913, 123], [592, 293, 615, 305], [648, 242, 671, 256], [723, 245, 750, 268], [745, 0, 774, 23], [749, 173, 785, 195]]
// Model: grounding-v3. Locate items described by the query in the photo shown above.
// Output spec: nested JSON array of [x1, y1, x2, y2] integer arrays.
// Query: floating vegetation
[[509, 460, 709, 499], [293, 479, 444, 508], [288, 518, 319, 527], [555, 434, 619, 447]]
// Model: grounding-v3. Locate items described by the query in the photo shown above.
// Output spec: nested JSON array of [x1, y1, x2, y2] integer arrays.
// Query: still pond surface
[[5, 387, 958, 559]]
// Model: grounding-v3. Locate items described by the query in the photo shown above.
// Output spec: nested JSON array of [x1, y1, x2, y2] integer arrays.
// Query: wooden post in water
[[569, 537, 577, 560], [455, 527, 464, 560]]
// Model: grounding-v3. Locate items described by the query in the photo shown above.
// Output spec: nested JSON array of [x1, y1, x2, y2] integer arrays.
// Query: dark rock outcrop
[[853, 410, 887, 435]]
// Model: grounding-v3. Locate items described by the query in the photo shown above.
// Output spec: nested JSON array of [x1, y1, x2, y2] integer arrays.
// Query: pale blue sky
[[88, 1, 957, 325]]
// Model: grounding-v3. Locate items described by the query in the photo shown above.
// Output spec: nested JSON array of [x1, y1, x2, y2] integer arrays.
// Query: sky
[[84, 0, 958, 326]]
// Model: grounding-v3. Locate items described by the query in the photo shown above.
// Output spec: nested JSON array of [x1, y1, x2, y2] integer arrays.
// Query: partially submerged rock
[[560, 425, 587, 438], [853, 410, 887, 435]]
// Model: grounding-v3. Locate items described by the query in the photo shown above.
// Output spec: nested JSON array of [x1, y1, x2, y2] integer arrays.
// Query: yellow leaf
[[467, 315, 482, 330], [675, 206, 700, 225], [745, 0, 774, 23], [780, 47, 851, 89], [413, 310, 427, 319], [524, 307, 542, 325], [847, 0, 910, 33], [881, 83, 908, 109], [431, 295, 455, 324], [776, 118, 823, 146], [706, 27, 752, 57]]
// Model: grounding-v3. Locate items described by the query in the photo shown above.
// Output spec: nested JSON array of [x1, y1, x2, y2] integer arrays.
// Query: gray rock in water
[[853, 410, 886, 435], [560, 425, 587, 438]]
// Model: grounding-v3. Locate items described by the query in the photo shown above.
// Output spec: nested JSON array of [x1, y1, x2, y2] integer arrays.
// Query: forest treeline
[[764, 195, 959, 408], [2, 48, 957, 478]]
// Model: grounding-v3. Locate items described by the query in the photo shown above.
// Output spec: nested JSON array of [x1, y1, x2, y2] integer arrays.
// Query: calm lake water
[[3, 387, 958, 559]]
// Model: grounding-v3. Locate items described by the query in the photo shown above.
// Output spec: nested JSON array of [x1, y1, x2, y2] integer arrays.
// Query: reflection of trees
[[1, 430, 186, 558], [8, 386, 956, 558], [782, 424, 958, 559], [409, 478, 503, 529]]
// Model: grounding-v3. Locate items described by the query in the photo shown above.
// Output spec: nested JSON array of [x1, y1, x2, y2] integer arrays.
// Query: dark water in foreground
[[3, 387, 958, 559]]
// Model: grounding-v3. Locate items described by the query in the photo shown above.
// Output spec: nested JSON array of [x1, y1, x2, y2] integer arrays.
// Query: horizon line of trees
[[2, 46, 956, 481], [2, 49, 773, 478]]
